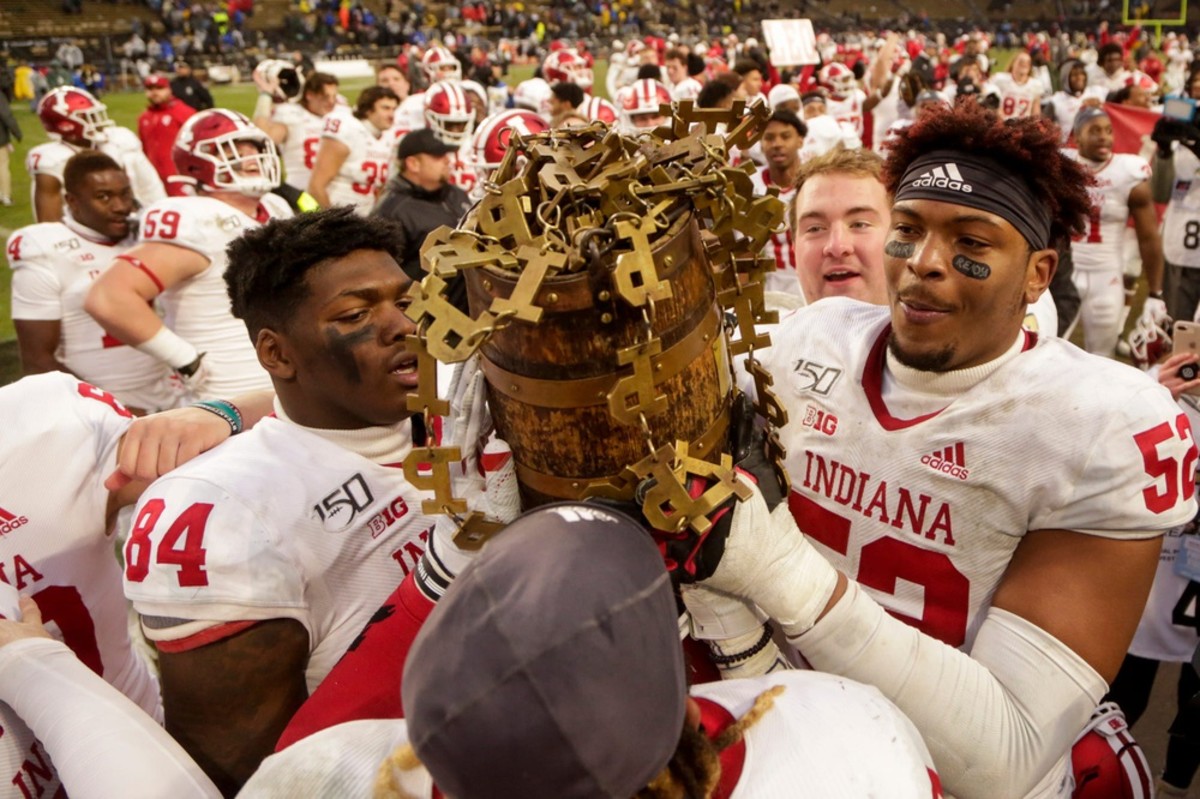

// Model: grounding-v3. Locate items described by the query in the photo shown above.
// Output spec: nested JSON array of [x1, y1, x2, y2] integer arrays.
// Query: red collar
[[862, 325, 1037, 431], [694, 696, 747, 799]]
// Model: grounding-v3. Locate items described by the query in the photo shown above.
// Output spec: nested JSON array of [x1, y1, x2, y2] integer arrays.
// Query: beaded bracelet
[[707, 623, 774, 666], [191, 399, 244, 435]]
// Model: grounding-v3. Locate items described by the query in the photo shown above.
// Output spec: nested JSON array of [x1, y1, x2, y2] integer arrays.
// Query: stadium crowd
[[7, 13, 1200, 799]]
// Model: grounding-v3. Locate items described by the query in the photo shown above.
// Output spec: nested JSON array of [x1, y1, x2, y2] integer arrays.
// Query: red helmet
[[1071, 703, 1153, 799], [37, 87, 113, 145], [1128, 315, 1173, 369], [619, 79, 671, 133], [172, 109, 281, 197], [424, 80, 476, 146], [580, 96, 618, 126], [422, 46, 462, 85], [819, 62, 858, 97], [470, 109, 549, 177], [543, 49, 593, 91]]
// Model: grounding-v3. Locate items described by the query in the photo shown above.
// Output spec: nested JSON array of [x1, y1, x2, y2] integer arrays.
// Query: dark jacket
[[372, 175, 473, 311], [0, 94, 21, 147], [170, 75, 214, 110]]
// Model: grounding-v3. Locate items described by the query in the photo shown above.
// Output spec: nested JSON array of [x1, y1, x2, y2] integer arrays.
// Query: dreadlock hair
[[224, 206, 406, 339], [635, 685, 786, 799], [371, 686, 786, 799], [881, 99, 1091, 250]]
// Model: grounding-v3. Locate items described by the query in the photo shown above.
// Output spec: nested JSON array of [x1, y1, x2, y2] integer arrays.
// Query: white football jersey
[[750, 166, 800, 297], [7, 218, 177, 412], [271, 102, 327, 193], [0, 373, 161, 716], [136, 194, 292, 398], [241, 672, 941, 798], [1162, 144, 1200, 268], [319, 112, 393, 215], [754, 300, 1196, 652], [25, 127, 166, 217], [827, 89, 867, 138], [1047, 89, 1108, 142], [670, 76, 703, 102], [123, 417, 437, 691], [393, 93, 428, 134], [1067, 151, 1151, 272], [991, 73, 1043, 120], [448, 142, 478, 196], [1128, 396, 1200, 662]]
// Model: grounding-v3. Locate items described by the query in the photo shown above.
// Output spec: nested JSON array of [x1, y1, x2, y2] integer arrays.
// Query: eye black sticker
[[952, 254, 991, 280], [884, 240, 915, 258]]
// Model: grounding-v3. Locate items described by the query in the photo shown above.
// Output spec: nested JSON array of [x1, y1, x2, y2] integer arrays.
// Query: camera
[[1165, 96, 1197, 123], [253, 59, 303, 101], [1182, 363, 1200, 381]]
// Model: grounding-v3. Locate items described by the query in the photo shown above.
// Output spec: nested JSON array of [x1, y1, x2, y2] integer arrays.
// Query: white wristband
[[254, 93, 275, 121], [135, 326, 200, 370]]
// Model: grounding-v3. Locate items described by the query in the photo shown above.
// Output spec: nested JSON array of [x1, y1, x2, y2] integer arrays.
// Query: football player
[[618, 78, 671, 135], [27, 87, 165, 223], [84, 110, 291, 401], [252, 70, 340, 194], [702, 102, 1194, 799], [1066, 106, 1165, 357], [467, 108, 548, 198], [248, 506, 942, 797], [820, 61, 868, 139], [0, 505, 940, 799], [422, 80, 478, 194], [8, 151, 175, 414], [991, 51, 1043, 120], [1047, 61, 1107, 143], [749, 110, 807, 297], [307, 86, 398, 214], [119, 208, 443, 794], [0, 373, 267, 798]]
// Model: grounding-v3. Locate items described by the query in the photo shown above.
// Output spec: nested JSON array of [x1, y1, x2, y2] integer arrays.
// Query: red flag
[[1103, 101, 1159, 156]]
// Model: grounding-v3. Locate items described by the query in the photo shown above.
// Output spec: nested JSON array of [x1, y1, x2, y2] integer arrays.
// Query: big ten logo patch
[[367, 496, 410, 538], [801, 405, 838, 436]]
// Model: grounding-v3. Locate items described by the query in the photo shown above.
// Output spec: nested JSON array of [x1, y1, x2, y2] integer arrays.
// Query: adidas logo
[[910, 163, 973, 194], [920, 443, 969, 480], [0, 506, 29, 536]]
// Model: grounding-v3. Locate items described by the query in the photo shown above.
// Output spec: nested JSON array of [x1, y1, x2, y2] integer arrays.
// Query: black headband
[[894, 150, 1053, 249]]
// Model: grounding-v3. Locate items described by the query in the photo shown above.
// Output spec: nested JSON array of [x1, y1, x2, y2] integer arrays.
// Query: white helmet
[[819, 62, 857, 98], [512, 78, 553, 120], [421, 46, 462, 85], [424, 80, 476, 146], [543, 48, 593, 91], [471, 109, 550, 179], [172, 109, 281, 197], [1128, 316, 1173, 370], [580, 96, 619, 126], [618, 79, 671, 134]]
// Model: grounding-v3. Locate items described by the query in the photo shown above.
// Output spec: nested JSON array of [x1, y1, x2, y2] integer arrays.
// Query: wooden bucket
[[465, 212, 733, 508]]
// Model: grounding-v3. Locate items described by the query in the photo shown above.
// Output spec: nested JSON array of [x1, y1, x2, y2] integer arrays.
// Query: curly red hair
[[882, 100, 1092, 249]]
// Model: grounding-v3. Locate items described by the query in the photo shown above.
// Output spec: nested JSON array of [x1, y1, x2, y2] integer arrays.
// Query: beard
[[887, 332, 956, 373]]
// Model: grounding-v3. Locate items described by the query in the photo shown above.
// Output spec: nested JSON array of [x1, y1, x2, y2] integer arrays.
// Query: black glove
[[1153, 117, 1193, 158]]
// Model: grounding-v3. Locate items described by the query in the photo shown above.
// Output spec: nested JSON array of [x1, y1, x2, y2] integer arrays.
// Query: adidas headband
[[894, 150, 1052, 250]]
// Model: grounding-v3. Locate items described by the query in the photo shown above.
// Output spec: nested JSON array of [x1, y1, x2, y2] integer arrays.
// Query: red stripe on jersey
[[0, 506, 15, 522], [153, 620, 260, 653], [692, 696, 747, 798], [115, 254, 165, 293], [862, 327, 946, 431]]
